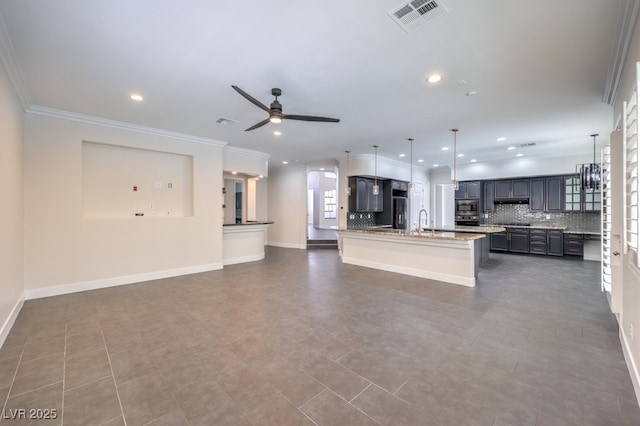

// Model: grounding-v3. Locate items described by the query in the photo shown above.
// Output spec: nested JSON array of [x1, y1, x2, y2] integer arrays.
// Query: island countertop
[[340, 228, 486, 241], [223, 221, 274, 226]]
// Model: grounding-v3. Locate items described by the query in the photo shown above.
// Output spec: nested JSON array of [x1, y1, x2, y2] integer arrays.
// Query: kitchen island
[[338, 229, 487, 287], [222, 221, 273, 265]]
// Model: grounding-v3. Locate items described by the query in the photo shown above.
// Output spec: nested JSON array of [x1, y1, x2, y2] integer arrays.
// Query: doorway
[[306, 169, 338, 248]]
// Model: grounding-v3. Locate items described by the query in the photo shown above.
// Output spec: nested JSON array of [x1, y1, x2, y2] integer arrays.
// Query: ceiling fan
[[231, 85, 340, 131]]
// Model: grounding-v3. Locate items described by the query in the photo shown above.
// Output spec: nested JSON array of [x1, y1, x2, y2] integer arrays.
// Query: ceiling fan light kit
[[231, 86, 340, 131]]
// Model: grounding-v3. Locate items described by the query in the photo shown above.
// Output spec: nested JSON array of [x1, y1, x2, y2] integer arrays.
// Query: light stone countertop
[[339, 228, 486, 242]]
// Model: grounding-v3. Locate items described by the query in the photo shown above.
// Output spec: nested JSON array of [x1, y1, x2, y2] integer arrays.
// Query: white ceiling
[[0, 0, 624, 170]]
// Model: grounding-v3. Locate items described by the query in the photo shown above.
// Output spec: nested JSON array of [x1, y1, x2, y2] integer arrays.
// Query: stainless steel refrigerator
[[393, 196, 408, 229]]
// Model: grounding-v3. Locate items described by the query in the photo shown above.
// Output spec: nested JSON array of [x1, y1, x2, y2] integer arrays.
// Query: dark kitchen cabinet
[[483, 181, 495, 212], [349, 177, 383, 212], [455, 181, 481, 199], [490, 228, 529, 253], [494, 179, 529, 199], [564, 176, 601, 212], [529, 228, 564, 256], [564, 233, 584, 256], [547, 230, 564, 256], [490, 232, 508, 251], [529, 229, 547, 254], [530, 176, 564, 213], [509, 228, 530, 253]]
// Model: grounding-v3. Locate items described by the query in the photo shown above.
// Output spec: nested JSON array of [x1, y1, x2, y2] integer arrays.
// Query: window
[[624, 76, 639, 267], [324, 189, 336, 219]]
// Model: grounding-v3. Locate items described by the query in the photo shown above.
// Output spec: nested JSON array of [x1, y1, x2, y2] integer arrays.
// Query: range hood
[[494, 199, 529, 204]]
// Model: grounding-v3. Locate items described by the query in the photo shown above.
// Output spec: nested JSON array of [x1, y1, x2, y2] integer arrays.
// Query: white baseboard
[[0, 294, 24, 348], [342, 256, 476, 287], [223, 253, 264, 266], [266, 242, 306, 250], [24, 263, 223, 300], [621, 328, 640, 407]]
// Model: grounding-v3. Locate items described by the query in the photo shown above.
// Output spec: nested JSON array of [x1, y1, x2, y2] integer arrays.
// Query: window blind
[[624, 81, 639, 267]]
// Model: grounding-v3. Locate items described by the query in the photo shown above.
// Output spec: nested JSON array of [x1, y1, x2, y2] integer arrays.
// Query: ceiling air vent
[[517, 142, 537, 148], [215, 117, 237, 125], [389, 0, 448, 33]]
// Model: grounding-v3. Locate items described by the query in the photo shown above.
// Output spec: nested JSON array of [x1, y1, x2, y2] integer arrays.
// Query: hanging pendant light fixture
[[408, 137, 414, 192], [345, 150, 351, 196], [576, 133, 601, 190], [451, 128, 459, 190], [372, 145, 379, 195]]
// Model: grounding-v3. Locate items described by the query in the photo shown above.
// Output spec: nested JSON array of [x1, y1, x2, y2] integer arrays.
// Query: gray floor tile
[[1, 248, 638, 425], [64, 347, 111, 390], [63, 377, 121, 426], [117, 373, 177, 426], [300, 389, 379, 425]]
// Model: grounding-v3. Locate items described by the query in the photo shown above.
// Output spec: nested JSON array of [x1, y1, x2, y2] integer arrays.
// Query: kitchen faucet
[[417, 209, 428, 235]]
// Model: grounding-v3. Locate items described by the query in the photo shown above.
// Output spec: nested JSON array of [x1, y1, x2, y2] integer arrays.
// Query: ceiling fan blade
[[231, 85, 270, 113], [283, 114, 340, 123], [245, 118, 271, 131]]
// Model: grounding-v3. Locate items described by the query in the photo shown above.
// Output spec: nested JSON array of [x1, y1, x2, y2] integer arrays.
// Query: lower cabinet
[[564, 233, 584, 256], [490, 228, 529, 253], [529, 229, 564, 256]]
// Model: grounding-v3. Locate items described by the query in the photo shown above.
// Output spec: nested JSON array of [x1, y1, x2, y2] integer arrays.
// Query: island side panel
[[340, 233, 476, 287]]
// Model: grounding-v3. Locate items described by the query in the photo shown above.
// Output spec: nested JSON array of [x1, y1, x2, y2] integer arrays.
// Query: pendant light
[[576, 133, 601, 190], [372, 145, 379, 195], [408, 137, 414, 192], [345, 150, 351, 196], [451, 128, 459, 190]]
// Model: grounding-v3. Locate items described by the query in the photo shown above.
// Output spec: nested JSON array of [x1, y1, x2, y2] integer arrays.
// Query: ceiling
[[0, 0, 625, 171]]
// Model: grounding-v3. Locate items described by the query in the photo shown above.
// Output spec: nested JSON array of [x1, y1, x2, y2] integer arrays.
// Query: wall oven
[[455, 199, 480, 226]]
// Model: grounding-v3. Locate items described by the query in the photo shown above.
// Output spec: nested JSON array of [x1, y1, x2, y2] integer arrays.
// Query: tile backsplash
[[346, 212, 379, 228], [486, 204, 601, 231]]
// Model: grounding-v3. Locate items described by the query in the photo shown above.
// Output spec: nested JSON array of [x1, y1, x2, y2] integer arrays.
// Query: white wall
[[223, 146, 269, 176], [267, 166, 307, 249], [0, 59, 24, 344], [454, 153, 597, 181], [23, 111, 225, 297]]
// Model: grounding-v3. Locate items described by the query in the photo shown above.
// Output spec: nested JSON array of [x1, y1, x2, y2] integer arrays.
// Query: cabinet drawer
[[564, 245, 584, 256], [530, 242, 546, 255]]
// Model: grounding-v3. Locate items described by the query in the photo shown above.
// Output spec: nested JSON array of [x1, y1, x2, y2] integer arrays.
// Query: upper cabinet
[[564, 175, 601, 212], [494, 179, 529, 199], [349, 177, 384, 212], [455, 181, 481, 199], [530, 176, 564, 213], [483, 181, 495, 212]]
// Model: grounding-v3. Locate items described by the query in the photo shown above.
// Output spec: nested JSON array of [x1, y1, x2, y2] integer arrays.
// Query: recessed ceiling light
[[466, 91, 477, 97], [507, 146, 516, 150], [273, 130, 282, 136], [433, 164, 439, 167], [418, 159, 424, 163], [399, 153, 406, 158], [497, 137, 506, 142], [130, 93, 143, 102], [470, 159, 477, 163], [231, 171, 237, 175], [282, 161, 288, 164], [320, 168, 325, 171], [441, 147, 449, 151], [258, 175, 264, 178], [515, 153, 523, 157], [427, 73, 442, 83], [457, 153, 464, 157]]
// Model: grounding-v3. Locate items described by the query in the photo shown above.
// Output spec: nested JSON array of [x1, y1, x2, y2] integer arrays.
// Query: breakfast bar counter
[[338, 228, 487, 287]]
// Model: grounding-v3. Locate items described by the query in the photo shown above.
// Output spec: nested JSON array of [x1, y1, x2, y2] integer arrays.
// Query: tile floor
[[0, 247, 639, 425]]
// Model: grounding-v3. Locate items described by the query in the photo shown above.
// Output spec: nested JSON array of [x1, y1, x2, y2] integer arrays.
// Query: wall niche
[[82, 141, 193, 218]]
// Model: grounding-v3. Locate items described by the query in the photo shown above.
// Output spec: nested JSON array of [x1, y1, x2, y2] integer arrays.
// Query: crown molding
[[0, 12, 32, 109], [603, 0, 640, 105], [224, 145, 270, 160], [26, 105, 229, 148]]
